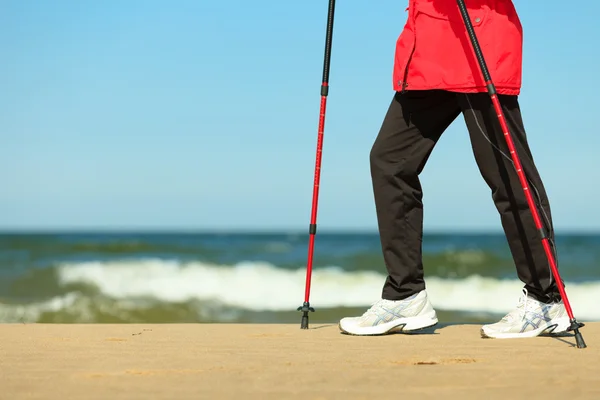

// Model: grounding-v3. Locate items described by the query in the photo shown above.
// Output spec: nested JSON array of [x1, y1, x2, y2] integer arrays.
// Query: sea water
[[1, 231, 598, 324]]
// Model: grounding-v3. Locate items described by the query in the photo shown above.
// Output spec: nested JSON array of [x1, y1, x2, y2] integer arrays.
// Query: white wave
[[0, 293, 80, 322], [0, 292, 242, 323], [52, 259, 600, 321]]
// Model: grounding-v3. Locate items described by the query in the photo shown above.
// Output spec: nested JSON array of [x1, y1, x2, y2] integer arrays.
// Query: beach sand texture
[[1, 323, 599, 399]]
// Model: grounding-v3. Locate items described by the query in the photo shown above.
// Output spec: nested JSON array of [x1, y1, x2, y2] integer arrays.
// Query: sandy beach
[[1, 322, 599, 399]]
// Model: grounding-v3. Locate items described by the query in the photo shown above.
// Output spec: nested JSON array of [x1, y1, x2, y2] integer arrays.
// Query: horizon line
[[1, 227, 599, 235]]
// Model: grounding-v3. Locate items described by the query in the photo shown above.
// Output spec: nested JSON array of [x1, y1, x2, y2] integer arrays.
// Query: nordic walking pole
[[455, 0, 586, 348], [298, 0, 336, 329]]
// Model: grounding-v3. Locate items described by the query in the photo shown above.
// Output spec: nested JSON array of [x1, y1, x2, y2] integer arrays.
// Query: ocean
[[0, 231, 598, 325]]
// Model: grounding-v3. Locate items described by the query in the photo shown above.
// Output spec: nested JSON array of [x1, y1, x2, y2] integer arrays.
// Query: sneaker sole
[[339, 311, 438, 336], [480, 317, 571, 339]]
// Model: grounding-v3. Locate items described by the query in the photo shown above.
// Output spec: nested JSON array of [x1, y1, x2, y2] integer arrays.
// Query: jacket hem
[[393, 83, 521, 96]]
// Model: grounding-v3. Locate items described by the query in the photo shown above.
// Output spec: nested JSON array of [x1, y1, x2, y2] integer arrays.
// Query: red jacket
[[393, 0, 523, 95]]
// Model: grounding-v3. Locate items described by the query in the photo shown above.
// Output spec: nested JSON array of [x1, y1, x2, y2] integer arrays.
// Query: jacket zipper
[[400, 43, 416, 94], [400, 8, 417, 94]]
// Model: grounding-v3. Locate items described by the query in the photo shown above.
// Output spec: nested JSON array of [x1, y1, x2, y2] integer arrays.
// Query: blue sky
[[1, 0, 598, 232]]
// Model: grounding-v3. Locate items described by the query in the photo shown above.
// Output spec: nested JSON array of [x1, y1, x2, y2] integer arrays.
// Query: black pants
[[370, 90, 560, 303]]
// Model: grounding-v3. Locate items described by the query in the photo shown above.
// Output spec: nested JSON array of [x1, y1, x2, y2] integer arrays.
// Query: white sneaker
[[480, 288, 570, 339], [338, 290, 438, 335]]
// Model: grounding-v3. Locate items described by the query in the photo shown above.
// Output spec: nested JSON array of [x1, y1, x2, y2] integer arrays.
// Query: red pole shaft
[[304, 91, 328, 302]]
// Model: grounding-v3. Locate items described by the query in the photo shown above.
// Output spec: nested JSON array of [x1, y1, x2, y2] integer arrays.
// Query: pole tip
[[297, 302, 315, 329], [301, 314, 309, 329], [575, 330, 587, 349]]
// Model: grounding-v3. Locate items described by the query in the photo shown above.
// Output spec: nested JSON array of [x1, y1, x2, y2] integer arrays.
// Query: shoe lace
[[502, 288, 530, 323], [362, 299, 386, 316]]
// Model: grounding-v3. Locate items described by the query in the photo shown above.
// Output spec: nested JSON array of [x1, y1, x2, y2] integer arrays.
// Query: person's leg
[[458, 93, 569, 338], [459, 93, 558, 301], [339, 90, 460, 336], [371, 90, 461, 301]]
